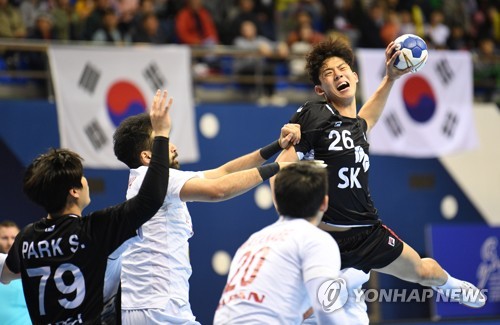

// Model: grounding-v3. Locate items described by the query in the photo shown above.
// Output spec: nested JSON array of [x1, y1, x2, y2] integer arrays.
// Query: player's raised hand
[[279, 123, 301, 148], [385, 41, 412, 81], [150, 89, 173, 138]]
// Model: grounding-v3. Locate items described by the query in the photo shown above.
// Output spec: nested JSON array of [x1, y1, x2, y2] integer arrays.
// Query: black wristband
[[256, 162, 280, 181], [259, 140, 282, 160]]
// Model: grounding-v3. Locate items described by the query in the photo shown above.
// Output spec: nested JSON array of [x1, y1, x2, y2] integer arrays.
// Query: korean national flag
[[48, 45, 199, 169], [357, 49, 478, 158]]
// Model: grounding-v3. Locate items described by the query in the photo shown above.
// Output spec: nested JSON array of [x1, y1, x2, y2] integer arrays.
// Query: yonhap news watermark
[[317, 279, 488, 312]]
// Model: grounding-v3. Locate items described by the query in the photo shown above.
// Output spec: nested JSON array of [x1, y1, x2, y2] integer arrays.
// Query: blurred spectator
[[83, 0, 112, 40], [358, 2, 385, 48], [446, 24, 472, 50], [175, 0, 218, 46], [234, 20, 288, 107], [329, 0, 362, 46], [0, 221, 31, 325], [472, 37, 500, 103], [19, 0, 51, 34], [225, 0, 261, 45], [28, 12, 57, 41], [286, 9, 324, 79], [287, 22, 324, 79], [425, 10, 450, 49], [277, 0, 324, 41], [51, 0, 83, 40], [92, 8, 132, 44], [202, 0, 233, 45], [132, 12, 169, 43], [0, 0, 27, 38], [380, 9, 401, 46], [399, 9, 416, 35]]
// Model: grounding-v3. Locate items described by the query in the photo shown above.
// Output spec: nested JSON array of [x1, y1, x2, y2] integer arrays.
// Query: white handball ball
[[393, 34, 428, 73]]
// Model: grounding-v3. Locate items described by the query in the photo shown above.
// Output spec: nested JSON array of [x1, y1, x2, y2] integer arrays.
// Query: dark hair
[[274, 162, 328, 219], [23, 149, 84, 214], [113, 113, 153, 169], [306, 37, 354, 85], [0, 220, 19, 230]]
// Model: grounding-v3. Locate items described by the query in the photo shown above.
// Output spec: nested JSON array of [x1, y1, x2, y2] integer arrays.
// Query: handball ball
[[393, 34, 428, 73]]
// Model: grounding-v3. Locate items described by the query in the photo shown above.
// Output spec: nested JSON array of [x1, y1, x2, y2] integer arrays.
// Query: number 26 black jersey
[[290, 101, 379, 226]]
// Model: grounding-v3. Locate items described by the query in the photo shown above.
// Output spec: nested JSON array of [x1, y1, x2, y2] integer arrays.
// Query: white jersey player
[[214, 162, 348, 324], [113, 112, 301, 324]]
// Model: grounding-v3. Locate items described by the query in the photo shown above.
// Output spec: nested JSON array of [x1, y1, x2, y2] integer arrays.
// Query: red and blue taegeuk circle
[[106, 81, 147, 126], [402, 75, 436, 123]]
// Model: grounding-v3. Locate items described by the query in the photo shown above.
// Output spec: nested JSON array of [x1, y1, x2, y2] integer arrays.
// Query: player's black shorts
[[327, 220, 404, 273]]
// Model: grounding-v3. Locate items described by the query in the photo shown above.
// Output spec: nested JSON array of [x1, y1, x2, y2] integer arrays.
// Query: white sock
[[436, 270, 463, 290]]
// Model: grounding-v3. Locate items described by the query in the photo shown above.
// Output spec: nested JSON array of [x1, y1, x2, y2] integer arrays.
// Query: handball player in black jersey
[[276, 38, 486, 308], [0, 89, 173, 324]]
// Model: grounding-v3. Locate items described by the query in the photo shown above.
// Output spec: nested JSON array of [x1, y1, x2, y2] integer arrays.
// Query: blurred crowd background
[[0, 0, 499, 104]]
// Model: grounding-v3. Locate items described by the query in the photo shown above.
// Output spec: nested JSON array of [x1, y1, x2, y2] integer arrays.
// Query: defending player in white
[[214, 162, 348, 324]]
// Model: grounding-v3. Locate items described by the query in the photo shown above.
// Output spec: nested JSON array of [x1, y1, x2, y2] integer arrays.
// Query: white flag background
[[48, 45, 199, 169], [357, 49, 478, 158]]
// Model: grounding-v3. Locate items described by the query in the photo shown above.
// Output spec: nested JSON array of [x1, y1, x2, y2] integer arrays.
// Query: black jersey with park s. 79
[[5, 137, 170, 325], [290, 101, 379, 226]]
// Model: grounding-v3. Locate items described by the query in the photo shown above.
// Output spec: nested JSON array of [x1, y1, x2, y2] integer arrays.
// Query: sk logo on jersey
[[334, 121, 342, 127]]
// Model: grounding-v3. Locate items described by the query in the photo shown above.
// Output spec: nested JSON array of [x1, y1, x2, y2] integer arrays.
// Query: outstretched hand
[[279, 123, 301, 149], [385, 41, 412, 81], [150, 89, 173, 138]]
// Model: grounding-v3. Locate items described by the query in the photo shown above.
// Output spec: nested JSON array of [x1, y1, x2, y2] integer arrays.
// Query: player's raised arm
[[124, 89, 172, 226], [358, 41, 412, 133], [202, 123, 300, 179]]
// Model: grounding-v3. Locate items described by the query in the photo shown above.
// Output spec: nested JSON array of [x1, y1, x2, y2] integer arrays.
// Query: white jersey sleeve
[[301, 229, 342, 283]]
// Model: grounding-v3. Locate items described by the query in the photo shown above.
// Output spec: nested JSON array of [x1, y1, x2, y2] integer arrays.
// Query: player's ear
[[68, 188, 79, 199], [314, 85, 325, 96], [319, 195, 329, 212], [140, 150, 152, 166], [353, 71, 359, 83]]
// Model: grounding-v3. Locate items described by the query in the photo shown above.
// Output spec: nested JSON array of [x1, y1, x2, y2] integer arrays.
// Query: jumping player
[[276, 38, 486, 308], [214, 162, 348, 324], [0, 89, 173, 324], [113, 112, 300, 324]]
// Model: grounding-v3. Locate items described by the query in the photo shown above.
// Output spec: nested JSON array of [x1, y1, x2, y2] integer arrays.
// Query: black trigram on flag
[[385, 112, 403, 137], [143, 62, 165, 91], [79, 63, 100, 94], [84, 119, 108, 150], [436, 59, 454, 85], [442, 111, 458, 137]]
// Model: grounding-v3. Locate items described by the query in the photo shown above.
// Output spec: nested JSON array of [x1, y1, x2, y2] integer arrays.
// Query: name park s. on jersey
[[290, 101, 378, 226]]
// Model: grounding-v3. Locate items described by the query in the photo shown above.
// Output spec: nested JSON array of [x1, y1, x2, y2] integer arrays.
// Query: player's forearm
[[204, 150, 265, 179], [195, 163, 280, 202], [358, 75, 396, 132]]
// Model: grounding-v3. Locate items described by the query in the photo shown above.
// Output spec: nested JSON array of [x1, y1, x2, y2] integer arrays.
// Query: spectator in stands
[[380, 9, 401, 46], [446, 24, 472, 50], [0, 0, 27, 38], [399, 9, 416, 36], [92, 8, 132, 44], [19, 0, 51, 35], [425, 9, 450, 49], [132, 12, 170, 44], [225, 0, 261, 45], [51, 0, 83, 40], [175, 0, 218, 46], [83, 0, 112, 40], [234, 20, 288, 107], [357, 2, 385, 48], [0, 221, 31, 325], [286, 11, 325, 79], [472, 37, 499, 103]]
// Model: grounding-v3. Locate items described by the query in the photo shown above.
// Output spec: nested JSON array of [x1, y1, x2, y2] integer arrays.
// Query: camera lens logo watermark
[[317, 278, 349, 312]]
